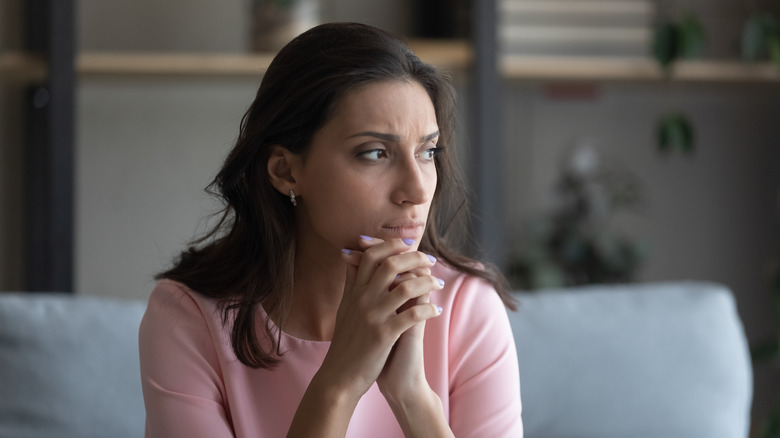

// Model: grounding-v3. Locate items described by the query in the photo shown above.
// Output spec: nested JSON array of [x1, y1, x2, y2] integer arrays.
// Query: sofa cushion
[[508, 281, 752, 438], [0, 293, 146, 438]]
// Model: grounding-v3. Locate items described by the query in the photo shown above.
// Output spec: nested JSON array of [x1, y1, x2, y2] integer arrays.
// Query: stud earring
[[289, 190, 297, 207]]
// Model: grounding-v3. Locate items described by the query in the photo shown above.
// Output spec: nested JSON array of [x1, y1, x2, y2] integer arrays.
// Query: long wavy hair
[[158, 22, 515, 369]]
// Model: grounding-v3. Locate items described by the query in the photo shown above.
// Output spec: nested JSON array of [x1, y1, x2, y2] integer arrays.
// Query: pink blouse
[[139, 263, 523, 437]]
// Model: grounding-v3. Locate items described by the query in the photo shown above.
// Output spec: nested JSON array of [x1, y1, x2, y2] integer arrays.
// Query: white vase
[[251, 0, 320, 52]]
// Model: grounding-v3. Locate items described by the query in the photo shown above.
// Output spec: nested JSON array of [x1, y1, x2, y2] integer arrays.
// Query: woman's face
[[293, 79, 439, 254]]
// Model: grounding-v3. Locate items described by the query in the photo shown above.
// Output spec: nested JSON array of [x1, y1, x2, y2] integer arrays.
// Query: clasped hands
[[322, 235, 444, 406]]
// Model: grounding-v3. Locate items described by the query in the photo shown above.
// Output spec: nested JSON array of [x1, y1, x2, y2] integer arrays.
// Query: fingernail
[[341, 248, 353, 255], [437, 278, 445, 287], [360, 235, 373, 241], [402, 238, 415, 245], [427, 254, 437, 264], [436, 305, 443, 314]]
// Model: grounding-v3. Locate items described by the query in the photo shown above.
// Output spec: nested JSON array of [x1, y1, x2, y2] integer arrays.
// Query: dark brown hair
[[158, 22, 515, 369]]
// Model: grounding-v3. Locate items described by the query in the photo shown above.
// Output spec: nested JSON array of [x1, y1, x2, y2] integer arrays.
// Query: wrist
[[386, 387, 452, 438], [308, 369, 364, 411], [287, 371, 363, 437]]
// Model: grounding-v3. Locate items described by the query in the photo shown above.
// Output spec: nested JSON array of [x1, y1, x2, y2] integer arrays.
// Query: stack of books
[[498, 0, 656, 57]]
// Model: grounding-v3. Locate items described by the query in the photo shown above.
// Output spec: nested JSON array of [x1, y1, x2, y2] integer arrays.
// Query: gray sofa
[[0, 281, 752, 438]]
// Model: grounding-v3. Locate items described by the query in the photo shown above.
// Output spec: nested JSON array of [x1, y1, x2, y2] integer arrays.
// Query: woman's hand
[[356, 239, 440, 403], [318, 236, 443, 401], [289, 236, 453, 438], [343, 237, 454, 438]]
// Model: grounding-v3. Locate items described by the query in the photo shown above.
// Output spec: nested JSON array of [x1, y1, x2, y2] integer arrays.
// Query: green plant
[[507, 145, 646, 290], [652, 12, 705, 155], [657, 112, 695, 154], [741, 11, 780, 71], [653, 13, 707, 68]]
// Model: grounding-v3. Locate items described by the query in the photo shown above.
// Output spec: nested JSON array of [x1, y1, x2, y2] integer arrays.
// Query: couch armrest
[[0, 293, 146, 438], [508, 281, 752, 438]]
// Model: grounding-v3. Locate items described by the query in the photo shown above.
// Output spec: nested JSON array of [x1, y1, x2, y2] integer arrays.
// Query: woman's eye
[[421, 147, 442, 161], [359, 149, 387, 161]]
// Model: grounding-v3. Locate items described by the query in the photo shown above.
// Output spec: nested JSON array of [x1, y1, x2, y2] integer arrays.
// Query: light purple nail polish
[[427, 254, 437, 264], [436, 305, 443, 314], [341, 248, 353, 255], [360, 235, 373, 241], [437, 278, 445, 287], [402, 238, 415, 245]]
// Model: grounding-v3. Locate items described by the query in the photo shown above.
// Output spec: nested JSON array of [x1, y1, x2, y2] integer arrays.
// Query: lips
[[381, 220, 426, 239]]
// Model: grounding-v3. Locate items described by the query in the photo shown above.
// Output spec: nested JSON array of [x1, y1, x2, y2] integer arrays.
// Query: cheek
[[425, 165, 438, 200], [301, 172, 379, 239]]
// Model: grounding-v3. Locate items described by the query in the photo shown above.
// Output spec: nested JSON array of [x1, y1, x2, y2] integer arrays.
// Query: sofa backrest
[[0, 293, 146, 438], [508, 281, 753, 438], [0, 281, 753, 438]]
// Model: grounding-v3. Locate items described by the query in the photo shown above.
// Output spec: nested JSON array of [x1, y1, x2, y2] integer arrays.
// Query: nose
[[390, 155, 433, 206]]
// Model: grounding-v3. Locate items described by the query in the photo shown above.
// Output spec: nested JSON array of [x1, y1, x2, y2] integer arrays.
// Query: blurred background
[[1, 0, 779, 432]]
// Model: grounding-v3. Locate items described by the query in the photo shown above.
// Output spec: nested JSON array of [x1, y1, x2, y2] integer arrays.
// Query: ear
[[267, 145, 301, 195]]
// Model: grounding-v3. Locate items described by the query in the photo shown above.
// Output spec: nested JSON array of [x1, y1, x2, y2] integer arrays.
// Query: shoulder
[[139, 281, 232, 414], [431, 262, 506, 315], [140, 279, 227, 349], [145, 279, 220, 321]]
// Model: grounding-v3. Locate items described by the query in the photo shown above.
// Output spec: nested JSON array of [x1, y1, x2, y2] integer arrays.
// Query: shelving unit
[[0, 52, 47, 82], [501, 56, 780, 83], [14, 0, 778, 291], [2, 41, 470, 80], [9, 49, 778, 83], [74, 40, 472, 78]]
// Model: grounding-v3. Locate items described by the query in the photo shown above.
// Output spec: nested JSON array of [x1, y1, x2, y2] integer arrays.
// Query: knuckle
[[394, 282, 417, 300], [407, 306, 426, 321], [379, 258, 403, 277], [362, 248, 383, 267]]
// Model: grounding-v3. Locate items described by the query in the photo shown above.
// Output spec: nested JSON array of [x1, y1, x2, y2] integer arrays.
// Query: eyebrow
[[348, 130, 440, 143]]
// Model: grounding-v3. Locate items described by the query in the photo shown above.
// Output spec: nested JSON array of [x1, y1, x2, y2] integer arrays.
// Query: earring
[[289, 190, 297, 207]]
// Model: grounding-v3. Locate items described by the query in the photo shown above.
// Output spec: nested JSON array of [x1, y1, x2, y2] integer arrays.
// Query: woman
[[139, 22, 522, 437]]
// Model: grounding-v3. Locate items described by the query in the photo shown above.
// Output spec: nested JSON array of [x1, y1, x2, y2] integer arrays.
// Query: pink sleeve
[[447, 277, 523, 437], [138, 281, 235, 438]]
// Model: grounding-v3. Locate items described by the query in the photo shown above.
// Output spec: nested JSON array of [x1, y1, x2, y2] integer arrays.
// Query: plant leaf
[[653, 22, 679, 68], [677, 115, 695, 153], [770, 34, 780, 72], [752, 339, 780, 362], [742, 13, 771, 60], [677, 14, 706, 58], [657, 113, 695, 153]]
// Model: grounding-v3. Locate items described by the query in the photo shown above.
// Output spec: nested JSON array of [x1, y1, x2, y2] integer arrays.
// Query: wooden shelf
[[0, 52, 47, 83], [75, 39, 473, 78], [9, 46, 778, 84], [501, 56, 780, 83], [77, 52, 277, 77], [407, 39, 473, 70]]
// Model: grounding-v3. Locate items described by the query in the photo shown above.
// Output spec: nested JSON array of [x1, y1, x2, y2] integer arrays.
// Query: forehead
[[326, 80, 438, 134]]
